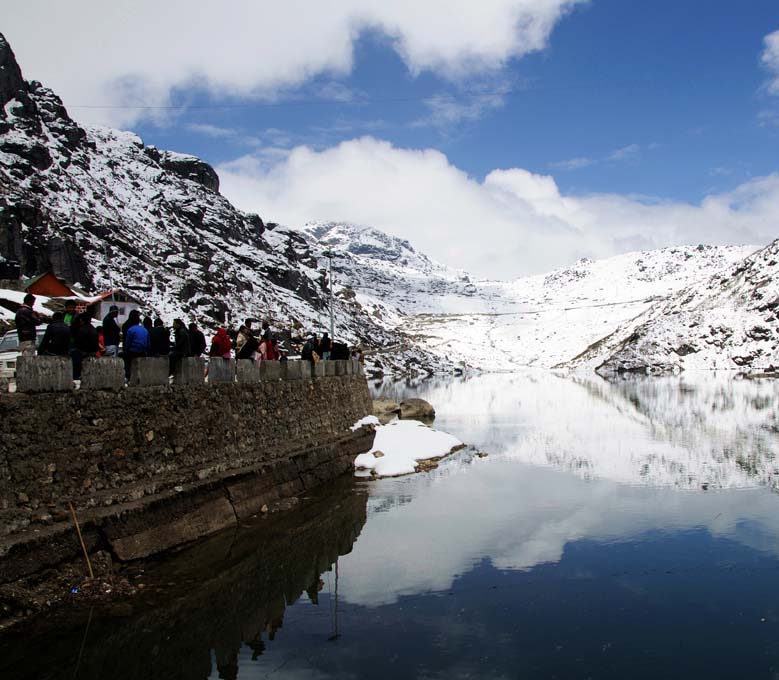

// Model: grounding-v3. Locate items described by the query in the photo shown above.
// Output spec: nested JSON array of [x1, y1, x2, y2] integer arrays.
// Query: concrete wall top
[[11, 358, 363, 393]]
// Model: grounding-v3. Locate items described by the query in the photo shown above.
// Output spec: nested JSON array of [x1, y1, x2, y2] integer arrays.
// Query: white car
[[0, 331, 45, 379]]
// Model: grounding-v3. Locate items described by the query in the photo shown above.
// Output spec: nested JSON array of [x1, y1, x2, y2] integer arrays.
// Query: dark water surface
[[4, 371, 779, 679]]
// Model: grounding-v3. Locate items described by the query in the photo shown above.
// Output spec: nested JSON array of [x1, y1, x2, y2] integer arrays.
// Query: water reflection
[[5, 373, 779, 679], [343, 372, 779, 607], [375, 371, 779, 489], [0, 486, 367, 680]]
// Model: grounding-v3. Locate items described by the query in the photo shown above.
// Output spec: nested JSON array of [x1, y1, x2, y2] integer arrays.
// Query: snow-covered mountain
[[0, 33, 452, 375], [0, 32, 771, 377], [570, 239, 779, 374], [297, 223, 756, 372]]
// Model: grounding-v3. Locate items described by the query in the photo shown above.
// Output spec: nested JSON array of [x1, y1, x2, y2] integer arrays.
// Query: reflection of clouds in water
[[379, 371, 779, 490], [344, 459, 779, 607], [344, 374, 779, 607]]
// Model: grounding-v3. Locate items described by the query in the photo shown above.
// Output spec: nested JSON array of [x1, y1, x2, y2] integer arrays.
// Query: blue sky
[[126, 0, 779, 202], [5, 0, 779, 276]]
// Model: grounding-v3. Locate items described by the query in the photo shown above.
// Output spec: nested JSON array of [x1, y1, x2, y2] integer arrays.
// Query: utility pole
[[323, 250, 335, 339]]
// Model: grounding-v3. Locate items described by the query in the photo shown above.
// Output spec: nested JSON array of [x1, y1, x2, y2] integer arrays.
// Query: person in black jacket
[[38, 312, 71, 356], [301, 334, 318, 363], [71, 313, 99, 380], [15, 293, 42, 356], [189, 323, 207, 357], [169, 318, 191, 376], [150, 318, 171, 357], [320, 332, 332, 360], [237, 332, 259, 360], [102, 305, 121, 356]]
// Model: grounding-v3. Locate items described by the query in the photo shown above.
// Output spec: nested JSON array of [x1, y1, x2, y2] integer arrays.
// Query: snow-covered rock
[[354, 420, 463, 477]]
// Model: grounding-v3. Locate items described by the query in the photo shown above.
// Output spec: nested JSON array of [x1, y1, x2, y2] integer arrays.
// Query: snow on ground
[[354, 420, 463, 477], [350, 415, 380, 431]]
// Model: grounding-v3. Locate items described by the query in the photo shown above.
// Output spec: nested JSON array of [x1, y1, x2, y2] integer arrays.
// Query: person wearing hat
[[102, 303, 121, 357]]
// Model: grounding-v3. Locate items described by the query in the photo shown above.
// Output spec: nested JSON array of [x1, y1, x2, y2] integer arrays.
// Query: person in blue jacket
[[123, 309, 150, 380]]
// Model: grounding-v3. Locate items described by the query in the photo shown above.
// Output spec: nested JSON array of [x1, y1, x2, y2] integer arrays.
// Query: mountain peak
[[0, 33, 25, 110]]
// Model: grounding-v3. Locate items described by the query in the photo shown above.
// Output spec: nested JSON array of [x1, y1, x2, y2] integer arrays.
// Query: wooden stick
[[68, 502, 94, 579]]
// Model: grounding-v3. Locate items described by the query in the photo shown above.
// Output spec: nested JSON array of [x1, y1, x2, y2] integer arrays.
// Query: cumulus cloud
[[761, 30, 779, 95], [217, 137, 779, 278], [4, 0, 584, 127]]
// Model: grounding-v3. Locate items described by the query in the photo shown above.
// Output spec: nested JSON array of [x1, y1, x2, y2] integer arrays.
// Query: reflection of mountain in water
[[0, 486, 367, 680], [375, 372, 779, 490], [515, 372, 779, 491]]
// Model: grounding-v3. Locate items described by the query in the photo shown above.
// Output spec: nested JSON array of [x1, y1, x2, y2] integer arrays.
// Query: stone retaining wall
[[0, 368, 374, 581], [14, 356, 364, 392]]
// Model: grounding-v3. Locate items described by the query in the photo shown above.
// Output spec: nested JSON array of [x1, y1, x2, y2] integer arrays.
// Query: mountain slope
[[568, 239, 779, 374]]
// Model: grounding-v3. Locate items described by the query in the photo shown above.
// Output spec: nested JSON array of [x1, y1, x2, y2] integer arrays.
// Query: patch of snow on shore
[[351, 415, 381, 431], [355, 420, 463, 477]]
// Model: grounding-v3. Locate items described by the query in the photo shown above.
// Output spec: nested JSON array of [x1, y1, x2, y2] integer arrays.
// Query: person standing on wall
[[169, 318, 191, 376], [320, 332, 332, 360], [189, 323, 207, 357], [15, 293, 42, 357], [102, 304, 121, 357], [38, 312, 70, 356], [150, 318, 171, 357], [123, 309, 150, 380], [71, 312, 99, 380]]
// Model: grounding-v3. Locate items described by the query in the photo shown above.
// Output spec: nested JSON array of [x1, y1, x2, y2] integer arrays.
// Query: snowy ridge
[[568, 239, 779, 374]]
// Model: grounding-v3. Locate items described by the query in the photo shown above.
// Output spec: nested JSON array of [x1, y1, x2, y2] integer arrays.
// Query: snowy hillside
[[312, 230, 754, 371], [570, 239, 779, 374]]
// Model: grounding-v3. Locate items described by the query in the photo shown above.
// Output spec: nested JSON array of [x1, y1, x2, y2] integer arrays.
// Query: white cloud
[[413, 92, 507, 130], [185, 123, 238, 139], [607, 143, 641, 162], [217, 137, 779, 278], [761, 30, 779, 95], [551, 143, 644, 172], [549, 156, 595, 170], [4, 0, 584, 127]]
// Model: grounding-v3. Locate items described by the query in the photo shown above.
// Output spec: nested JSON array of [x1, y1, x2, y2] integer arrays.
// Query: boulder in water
[[399, 398, 435, 421]]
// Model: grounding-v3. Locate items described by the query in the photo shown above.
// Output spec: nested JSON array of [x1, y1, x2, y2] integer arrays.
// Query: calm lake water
[[4, 371, 779, 679]]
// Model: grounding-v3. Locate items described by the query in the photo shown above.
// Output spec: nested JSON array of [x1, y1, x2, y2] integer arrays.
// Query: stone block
[[313, 361, 326, 378], [357, 361, 365, 376], [335, 360, 348, 376], [174, 357, 205, 385], [208, 358, 235, 383], [325, 360, 336, 376], [260, 361, 281, 381], [299, 360, 312, 380], [16, 356, 72, 393], [81, 357, 125, 390], [129, 357, 169, 386], [281, 360, 302, 380], [236, 359, 261, 383]]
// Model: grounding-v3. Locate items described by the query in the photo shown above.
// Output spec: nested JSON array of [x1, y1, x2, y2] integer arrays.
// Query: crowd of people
[[13, 294, 362, 382]]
